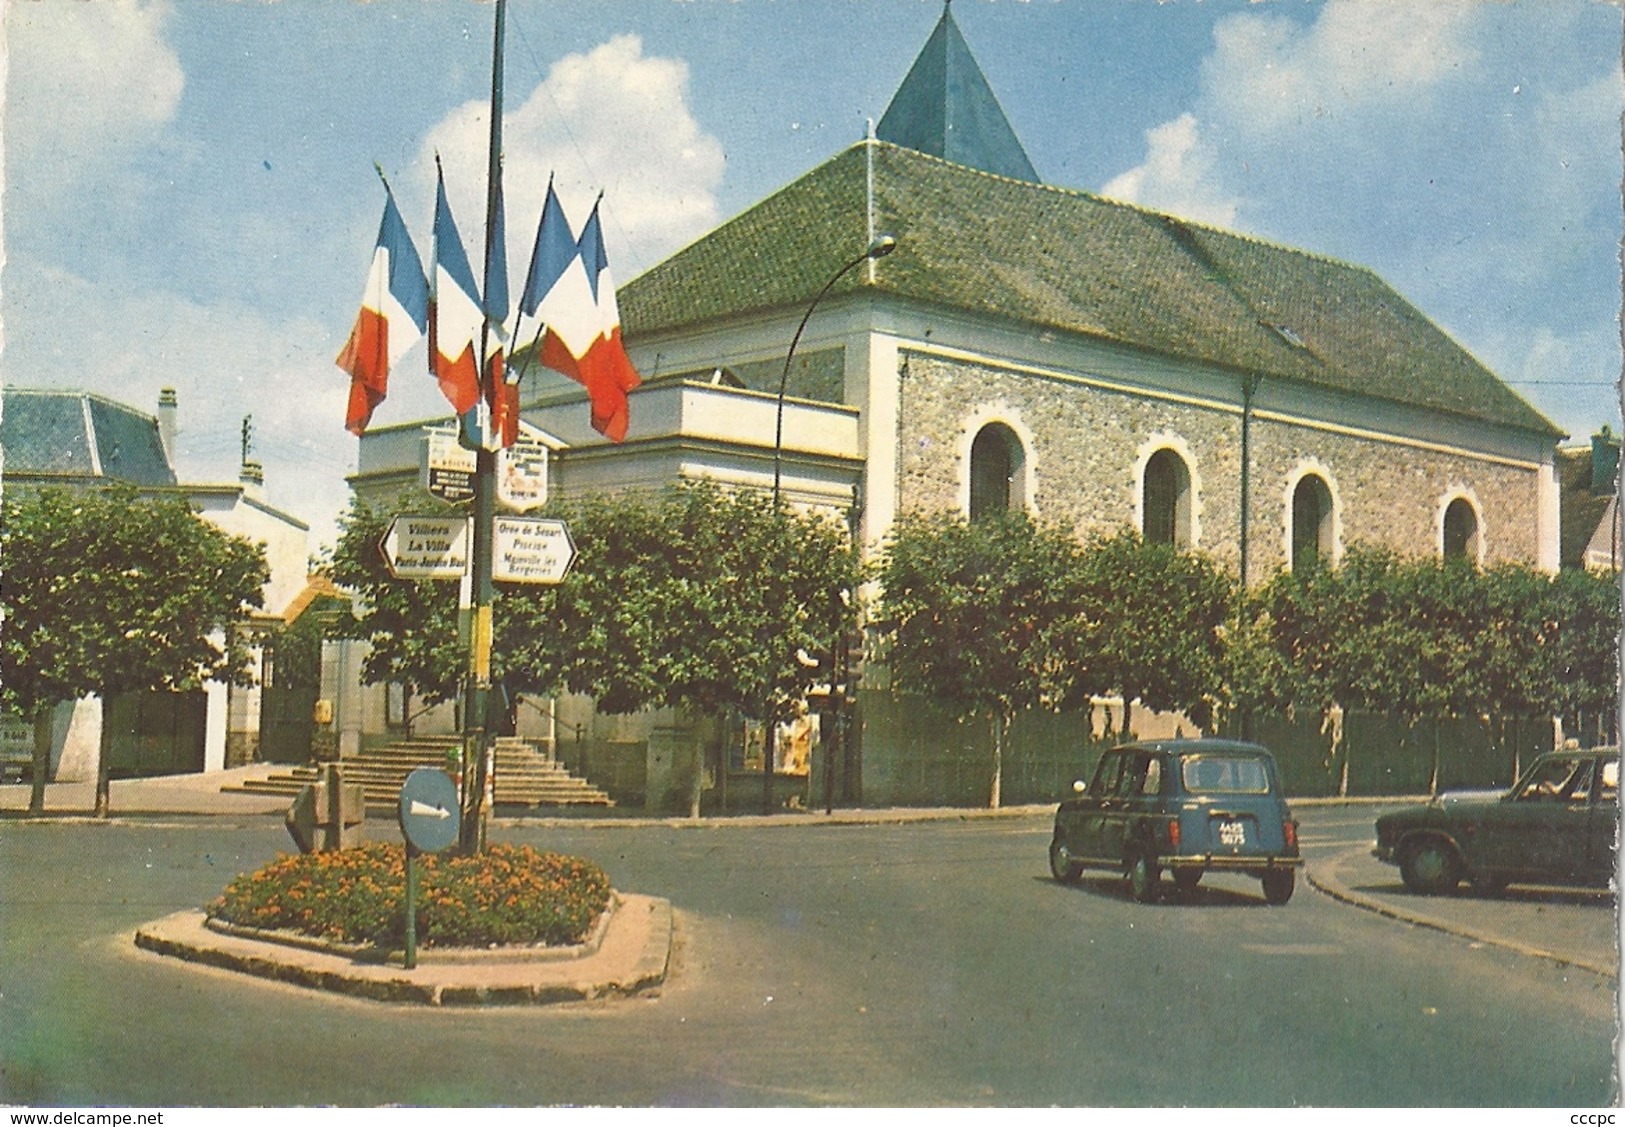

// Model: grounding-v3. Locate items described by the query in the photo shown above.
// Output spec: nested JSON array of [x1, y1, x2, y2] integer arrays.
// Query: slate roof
[[620, 142, 1559, 437], [0, 388, 177, 486], [1557, 445, 1619, 568], [876, 4, 1039, 183]]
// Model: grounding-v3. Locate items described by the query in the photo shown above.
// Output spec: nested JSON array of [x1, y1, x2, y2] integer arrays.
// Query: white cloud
[[421, 35, 725, 282], [5, 260, 358, 548], [1097, 0, 1620, 437], [5, 0, 184, 195], [1099, 113, 1239, 227], [1204, 0, 1480, 136]]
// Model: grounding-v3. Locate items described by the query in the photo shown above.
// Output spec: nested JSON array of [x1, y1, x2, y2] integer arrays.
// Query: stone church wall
[[894, 349, 1543, 574]]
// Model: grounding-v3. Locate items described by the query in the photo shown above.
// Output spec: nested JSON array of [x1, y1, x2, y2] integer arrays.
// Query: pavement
[[4, 767, 1618, 1002], [1304, 837, 1619, 980]]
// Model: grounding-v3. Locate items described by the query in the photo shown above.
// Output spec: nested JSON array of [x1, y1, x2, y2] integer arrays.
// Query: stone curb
[[1304, 846, 1618, 981], [132, 893, 673, 1006]]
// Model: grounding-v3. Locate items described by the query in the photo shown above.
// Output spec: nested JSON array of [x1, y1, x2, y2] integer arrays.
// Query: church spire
[[876, 1, 1039, 183]]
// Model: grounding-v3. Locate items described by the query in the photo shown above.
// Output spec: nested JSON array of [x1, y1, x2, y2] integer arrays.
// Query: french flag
[[429, 165, 485, 423], [522, 189, 640, 443], [336, 182, 428, 435]]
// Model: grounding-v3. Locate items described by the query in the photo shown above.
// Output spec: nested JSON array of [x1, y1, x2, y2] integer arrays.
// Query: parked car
[[1048, 739, 1303, 904], [1373, 747, 1619, 895]]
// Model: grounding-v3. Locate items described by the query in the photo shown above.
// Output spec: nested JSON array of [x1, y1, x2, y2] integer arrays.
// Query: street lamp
[[762, 234, 895, 815], [771, 234, 898, 508]]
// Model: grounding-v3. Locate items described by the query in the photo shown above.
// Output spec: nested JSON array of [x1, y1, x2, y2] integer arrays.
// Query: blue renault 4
[[1048, 739, 1303, 904]]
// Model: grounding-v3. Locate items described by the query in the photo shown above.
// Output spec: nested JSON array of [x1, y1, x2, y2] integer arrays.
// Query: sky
[[4, 0, 1621, 553]]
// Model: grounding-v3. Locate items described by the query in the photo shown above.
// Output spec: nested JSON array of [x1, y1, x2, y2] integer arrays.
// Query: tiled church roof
[[620, 141, 1558, 437]]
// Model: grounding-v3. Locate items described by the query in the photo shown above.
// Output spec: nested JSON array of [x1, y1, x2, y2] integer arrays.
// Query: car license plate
[[1218, 820, 1247, 847]]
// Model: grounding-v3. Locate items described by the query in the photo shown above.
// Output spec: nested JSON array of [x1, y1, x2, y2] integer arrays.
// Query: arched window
[[1142, 448, 1192, 548], [1291, 474, 1334, 571], [1443, 497, 1480, 561], [969, 423, 1024, 522]]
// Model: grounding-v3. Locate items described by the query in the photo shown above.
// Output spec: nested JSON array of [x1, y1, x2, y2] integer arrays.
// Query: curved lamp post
[[762, 234, 896, 815], [771, 234, 897, 508]]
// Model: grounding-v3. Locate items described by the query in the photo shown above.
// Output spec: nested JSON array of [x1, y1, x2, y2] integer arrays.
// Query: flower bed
[[209, 842, 612, 950]]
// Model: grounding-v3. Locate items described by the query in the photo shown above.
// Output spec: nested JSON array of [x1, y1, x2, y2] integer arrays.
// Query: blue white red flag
[[530, 195, 641, 443], [429, 166, 485, 421], [521, 179, 579, 319], [336, 183, 428, 435]]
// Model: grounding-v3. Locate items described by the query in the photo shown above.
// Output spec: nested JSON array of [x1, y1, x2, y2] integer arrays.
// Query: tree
[[329, 482, 862, 815], [1, 487, 268, 815], [876, 511, 1090, 807], [1074, 530, 1233, 734], [1519, 567, 1618, 745], [326, 503, 466, 707]]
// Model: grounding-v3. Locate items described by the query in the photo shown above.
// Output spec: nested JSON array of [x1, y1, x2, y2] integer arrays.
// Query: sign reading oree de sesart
[[492, 516, 575, 584]]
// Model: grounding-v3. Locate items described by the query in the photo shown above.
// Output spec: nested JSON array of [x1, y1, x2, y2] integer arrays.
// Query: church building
[[348, 5, 1563, 809]]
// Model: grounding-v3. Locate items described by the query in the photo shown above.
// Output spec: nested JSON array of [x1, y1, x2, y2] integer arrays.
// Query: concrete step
[[223, 737, 613, 808]]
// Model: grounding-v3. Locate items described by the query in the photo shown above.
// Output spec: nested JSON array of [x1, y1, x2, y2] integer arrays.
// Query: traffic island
[[133, 892, 673, 1006]]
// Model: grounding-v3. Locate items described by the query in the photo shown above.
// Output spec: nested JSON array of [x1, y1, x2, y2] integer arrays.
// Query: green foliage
[[328, 481, 862, 725], [327, 503, 466, 705], [877, 511, 1091, 724], [208, 842, 612, 949], [548, 481, 861, 724], [878, 516, 1234, 726], [1075, 529, 1233, 727], [1240, 548, 1620, 725], [0, 487, 269, 717]]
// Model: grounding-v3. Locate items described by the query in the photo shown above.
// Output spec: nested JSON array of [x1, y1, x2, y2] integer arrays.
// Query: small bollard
[[284, 764, 366, 854]]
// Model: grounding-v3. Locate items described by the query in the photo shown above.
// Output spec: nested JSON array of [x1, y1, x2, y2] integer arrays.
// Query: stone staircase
[[226, 736, 614, 810]]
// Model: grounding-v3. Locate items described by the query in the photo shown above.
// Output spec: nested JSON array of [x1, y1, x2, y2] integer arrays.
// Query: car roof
[[1110, 739, 1274, 758]]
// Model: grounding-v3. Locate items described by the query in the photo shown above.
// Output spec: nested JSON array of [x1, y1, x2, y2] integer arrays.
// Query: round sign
[[398, 767, 461, 854]]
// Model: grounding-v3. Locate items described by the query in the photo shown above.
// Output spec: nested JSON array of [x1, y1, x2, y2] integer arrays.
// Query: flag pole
[[460, 0, 507, 853]]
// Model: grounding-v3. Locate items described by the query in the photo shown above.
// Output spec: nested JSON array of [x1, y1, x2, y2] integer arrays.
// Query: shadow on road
[[1036, 873, 1273, 908]]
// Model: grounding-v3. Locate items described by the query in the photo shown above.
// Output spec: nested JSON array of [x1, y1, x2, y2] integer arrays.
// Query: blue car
[[1049, 739, 1303, 904]]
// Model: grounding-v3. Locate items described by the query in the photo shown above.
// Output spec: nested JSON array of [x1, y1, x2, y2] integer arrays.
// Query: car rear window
[[1181, 755, 1270, 794]]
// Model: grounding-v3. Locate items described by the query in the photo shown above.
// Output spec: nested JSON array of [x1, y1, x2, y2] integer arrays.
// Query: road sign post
[[398, 768, 461, 969]]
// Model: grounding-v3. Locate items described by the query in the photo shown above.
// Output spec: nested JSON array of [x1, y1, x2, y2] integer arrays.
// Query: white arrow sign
[[407, 799, 452, 819]]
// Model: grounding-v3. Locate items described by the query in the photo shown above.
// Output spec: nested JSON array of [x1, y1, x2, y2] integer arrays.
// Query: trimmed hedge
[[209, 842, 612, 949]]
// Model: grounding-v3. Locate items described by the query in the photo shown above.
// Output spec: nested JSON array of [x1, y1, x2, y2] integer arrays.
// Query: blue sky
[[5, 0, 1620, 551]]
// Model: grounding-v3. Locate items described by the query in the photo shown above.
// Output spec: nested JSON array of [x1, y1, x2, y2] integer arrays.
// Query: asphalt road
[[0, 809, 1616, 1107]]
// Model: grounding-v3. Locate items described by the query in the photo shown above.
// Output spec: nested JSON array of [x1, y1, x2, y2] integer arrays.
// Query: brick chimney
[[240, 458, 265, 500], [1591, 426, 1619, 494]]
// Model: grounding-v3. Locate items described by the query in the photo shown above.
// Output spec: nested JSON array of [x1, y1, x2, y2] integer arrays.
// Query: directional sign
[[381, 515, 469, 580], [493, 517, 576, 584], [398, 767, 460, 854]]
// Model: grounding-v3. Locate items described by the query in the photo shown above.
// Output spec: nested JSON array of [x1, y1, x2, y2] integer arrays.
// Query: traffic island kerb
[[132, 891, 673, 1006]]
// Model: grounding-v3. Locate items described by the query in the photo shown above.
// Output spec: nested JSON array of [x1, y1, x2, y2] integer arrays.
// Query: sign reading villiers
[[493, 516, 576, 584], [381, 515, 469, 580]]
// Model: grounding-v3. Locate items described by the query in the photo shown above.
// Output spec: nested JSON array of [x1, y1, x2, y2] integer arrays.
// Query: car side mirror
[[1073, 780, 1087, 795]]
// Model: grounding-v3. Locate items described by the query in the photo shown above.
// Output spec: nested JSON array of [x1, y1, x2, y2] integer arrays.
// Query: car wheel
[[1049, 835, 1081, 884], [1127, 850, 1161, 903], [1399, 838, 1461, 895], [1261, 869, 1295, 905]]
